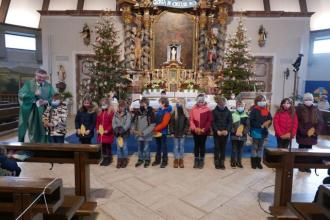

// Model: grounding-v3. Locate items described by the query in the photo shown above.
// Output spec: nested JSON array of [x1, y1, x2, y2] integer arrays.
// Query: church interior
[[0, 0, 330, 219]]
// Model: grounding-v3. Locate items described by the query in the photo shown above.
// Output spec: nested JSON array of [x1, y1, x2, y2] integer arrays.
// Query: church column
[[118, 1, 135, 70], [214, 0, 235, 71], [198, 10, 207, 71], [142, 9, 151, 70]]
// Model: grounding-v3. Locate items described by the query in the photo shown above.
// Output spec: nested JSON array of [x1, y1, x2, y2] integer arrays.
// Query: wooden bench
[[0, 142, 102, 216], [44, 195, 84, 220], [0, 102, 19, 133], [264, 148, 330, 216], [0, 176, 63, 220]]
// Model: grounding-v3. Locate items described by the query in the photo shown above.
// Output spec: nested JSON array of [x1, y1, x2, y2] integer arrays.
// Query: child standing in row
[[43, 93, 68, 143], [249, 95, 272, 169], [212, 96, 232, 170], [133, 98, 155, 168], [113, 100, 131, 168], [190, 94, 212, 169], [230, 100, 249, 168], [169, 98, 189, 168], [96, 98, 115, 166], [273, 98, 298, 148], [75, 96, 96, 144], [152, 97, 171, 168]]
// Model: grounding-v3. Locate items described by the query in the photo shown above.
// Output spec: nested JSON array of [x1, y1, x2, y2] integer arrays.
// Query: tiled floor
[[1, 118, 330, 220]]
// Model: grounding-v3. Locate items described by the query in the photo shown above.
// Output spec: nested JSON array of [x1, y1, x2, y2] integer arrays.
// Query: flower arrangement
[[144, 78, 167, 90], [180, 78, 198, 90]]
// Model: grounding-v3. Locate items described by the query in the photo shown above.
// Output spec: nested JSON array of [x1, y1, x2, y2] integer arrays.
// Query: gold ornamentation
[[199, 11, 207, 29], [122, 6, 133, 24], [218, 6, 228, 25], [143, 9, 151, 29]]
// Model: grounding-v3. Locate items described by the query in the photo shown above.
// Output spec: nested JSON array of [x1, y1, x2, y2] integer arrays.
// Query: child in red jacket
[[190, 94, 212, 169], [96, 98, 115, 166], [273, 98, 298, 148]]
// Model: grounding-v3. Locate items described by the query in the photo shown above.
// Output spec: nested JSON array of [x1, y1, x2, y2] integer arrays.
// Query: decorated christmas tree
[[220, 19, 255, 98], [80, 16, 130, 103]]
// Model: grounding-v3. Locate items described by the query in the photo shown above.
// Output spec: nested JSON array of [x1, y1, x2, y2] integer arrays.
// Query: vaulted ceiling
[[0, 0, 329, 30]]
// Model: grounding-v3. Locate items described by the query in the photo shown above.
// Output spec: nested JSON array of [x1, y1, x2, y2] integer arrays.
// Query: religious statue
[[134, 31, 142, 69], [56, 65, 67, 92], [171, 47, 177, 61], [80, 23, 91, 46], [207, 47, 217, 71], [258, 25, 267, 47], [57, 65, 66, 82]]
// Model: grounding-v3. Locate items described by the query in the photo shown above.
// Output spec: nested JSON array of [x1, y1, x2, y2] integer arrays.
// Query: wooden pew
[[0, 177, 63, 220], [263, 148, 330, 216], [0, 142, 101, 216], [0, 102, 19, 133], [287, 184, 330, 220]]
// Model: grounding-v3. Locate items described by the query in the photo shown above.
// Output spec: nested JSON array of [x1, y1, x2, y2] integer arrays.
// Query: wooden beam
[[299, 0, 308, 13], [263, 0, 270, 12], [42, 0, 50, 11], [0, 0, 11, 23], [77, 0, 85, 10]]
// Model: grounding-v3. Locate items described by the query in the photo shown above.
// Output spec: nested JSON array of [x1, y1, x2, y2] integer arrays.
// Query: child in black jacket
[[212, 96, 233, 170], [75, 96, 97, 144]]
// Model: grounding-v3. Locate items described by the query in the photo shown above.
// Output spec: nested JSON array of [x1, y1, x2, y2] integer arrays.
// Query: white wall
[[227, 17, 310, 113], [40, 16, 124, 113], [233, 0, 264, 11], [307, 0, 330, 31], [40, 15, 310, 114]]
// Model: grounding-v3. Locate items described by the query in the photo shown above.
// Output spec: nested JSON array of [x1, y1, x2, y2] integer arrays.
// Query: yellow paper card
[[118, 137, 124, 148], [80, 124, 86, 136], [99, 125, 104, 136], [237, 125, 244, 134]]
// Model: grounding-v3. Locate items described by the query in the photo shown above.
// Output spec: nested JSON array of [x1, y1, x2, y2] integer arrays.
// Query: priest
[[18, 69, 55, 143]]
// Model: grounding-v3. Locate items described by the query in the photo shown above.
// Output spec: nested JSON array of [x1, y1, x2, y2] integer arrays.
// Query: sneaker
[[199, 159, 204, 169], [152, 160, 161, 166], [121, 158, 128, 168], [100, 157, 111, 166], [193, 158, 199, 169], [116, 158, 122, 168], [135, 159, 144, 167], [236, 162, 243, 168], [231, 161, 236, 168], [144, 160, 150, 168], [160, 160, 168, 168], [219, 160, 225, 170], [214, 160, 220, 169]]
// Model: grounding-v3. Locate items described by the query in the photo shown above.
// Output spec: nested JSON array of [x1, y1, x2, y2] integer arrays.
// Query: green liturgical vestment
[[18, 80, 55, 143]]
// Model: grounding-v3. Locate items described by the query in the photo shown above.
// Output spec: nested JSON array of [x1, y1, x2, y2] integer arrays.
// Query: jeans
[[276, 137, 290, 148], [231, 140, 244, 163], [155, 136, 168, 161], [101, 143, 112, 157], [252, 138, 265, 158], [138, 140, 150, 161], [116, 137, 128, 159], [193, 135, 207, 159], [51, 135, 65, 143], [214, 135, 228, 162], [173, 137, 185, 159]]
